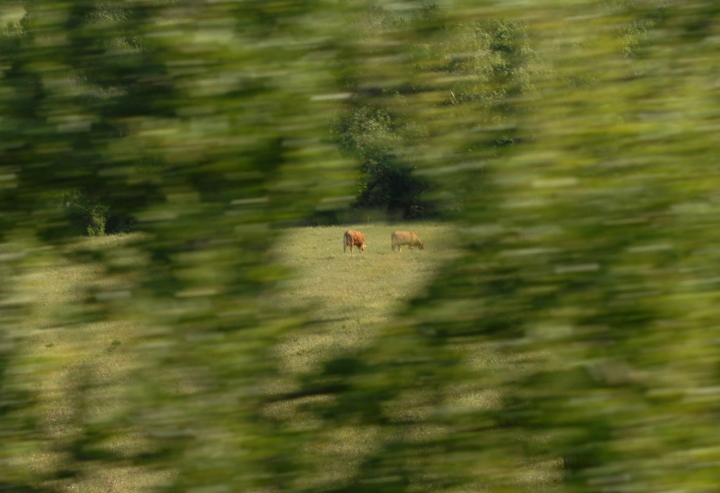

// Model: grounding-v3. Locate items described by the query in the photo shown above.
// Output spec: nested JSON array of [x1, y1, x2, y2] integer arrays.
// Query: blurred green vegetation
[[2, 0, 720, 492]]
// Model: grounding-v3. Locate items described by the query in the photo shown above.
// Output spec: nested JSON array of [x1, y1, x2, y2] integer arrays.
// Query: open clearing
[[272, 224, 459, 373]]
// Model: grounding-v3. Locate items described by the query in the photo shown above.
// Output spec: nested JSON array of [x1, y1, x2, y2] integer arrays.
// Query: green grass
[[272, 224, 459, 374], [13, 225, 458, 492], [15, 234, 170, 492], [13, 224, 558, 492], [269, 224, 469, 491]]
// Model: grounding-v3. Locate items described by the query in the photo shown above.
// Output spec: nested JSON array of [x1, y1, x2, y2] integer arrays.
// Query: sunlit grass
[[272, 224, 561, 492], [269, 223, 465, 491], [272, 223, 459, 373], [16, 234, 171, 493]]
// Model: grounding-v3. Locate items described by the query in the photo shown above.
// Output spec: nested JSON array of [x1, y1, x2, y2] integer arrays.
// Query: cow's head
[[419, 241, 424, 250], [361, 243, 367, 252]]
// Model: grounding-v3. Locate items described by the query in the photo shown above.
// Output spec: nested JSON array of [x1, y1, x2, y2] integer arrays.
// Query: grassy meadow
[[270, 224, 557, 492], [272, 224, 460, 374], [18, 234, 169, 492], [14, 224, 461, 492], [16, 224, 557, 492]]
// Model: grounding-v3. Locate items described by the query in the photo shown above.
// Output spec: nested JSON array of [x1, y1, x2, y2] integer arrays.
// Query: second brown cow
[[344, 230, 367, 253], [391, 231, 424, 252]]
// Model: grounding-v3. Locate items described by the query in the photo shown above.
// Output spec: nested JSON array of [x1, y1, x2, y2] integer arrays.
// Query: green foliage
[[335, 103, 432, 219], [57, 190, 107, 236], [4, 0, 720, 492], [332, 4, 534, 220], [0, 0, 353, 490], [56, 190, 138, 236], [302, 2, 720, 493], [291, 2, 720, 493]]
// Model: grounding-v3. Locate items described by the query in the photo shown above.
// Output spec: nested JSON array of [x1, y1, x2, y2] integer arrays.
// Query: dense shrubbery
[[58, 191, 108, 236], [57, 190, 137, 236], [331, 9, 533, 222], [11, 3, 532, 231]]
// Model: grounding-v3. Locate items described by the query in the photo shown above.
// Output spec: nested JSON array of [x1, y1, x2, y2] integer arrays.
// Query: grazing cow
[[391, 231, 424, 252], [344, 230, 367, 253]]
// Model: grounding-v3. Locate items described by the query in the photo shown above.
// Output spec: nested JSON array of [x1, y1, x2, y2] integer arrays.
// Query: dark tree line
[[5, 2, 534, 231], [331, 6, 534, 221]]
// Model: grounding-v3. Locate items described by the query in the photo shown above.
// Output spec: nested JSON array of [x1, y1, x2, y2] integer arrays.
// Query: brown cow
[[344, 230, 367, 253], [391, 231, 424, 252]]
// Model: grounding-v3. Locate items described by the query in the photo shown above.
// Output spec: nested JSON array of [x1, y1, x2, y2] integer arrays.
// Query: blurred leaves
[[3, 0, 720, 493]]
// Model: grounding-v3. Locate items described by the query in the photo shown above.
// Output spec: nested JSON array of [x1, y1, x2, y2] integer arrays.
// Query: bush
[[56, 191, 136, 237]]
